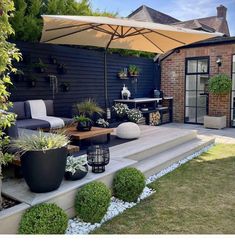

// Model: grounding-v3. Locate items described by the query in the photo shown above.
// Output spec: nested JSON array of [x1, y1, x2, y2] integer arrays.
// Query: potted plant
[[65, 155, 88, 181], [96, 118, 110, 128], [118, 69, 128, 79], [57, 63, 67, 74], [75, 98, 104, 120], [49, 55, 57, 64], [61, 82, 70, 92], [204, 73, 232, 129], [34, 58, 47, 73], [112, 103, 130, 120], [12, 132, 69, 193], [128, 65, 140, 76], [127, 108, 143, 123], [27, 75, 37, 88], [74, 115, 92, 131]]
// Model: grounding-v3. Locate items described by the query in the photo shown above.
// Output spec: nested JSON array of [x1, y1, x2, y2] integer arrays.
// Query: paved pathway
[[161, 123, 235, 144]]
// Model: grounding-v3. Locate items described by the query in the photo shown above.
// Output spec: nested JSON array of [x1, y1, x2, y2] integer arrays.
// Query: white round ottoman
[[116, 122, 141, 139]]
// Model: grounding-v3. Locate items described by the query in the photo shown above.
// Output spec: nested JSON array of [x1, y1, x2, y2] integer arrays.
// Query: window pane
[[198, 74, 209, 91], [198, 59, 208, 73], [187, 60, 197, 73], [232, 75, 235, 90], [186, 75, 196, 90], [231, 91, 235, 109], [185, 91, 196, 106], [197, 92, 207, 107], [185, 107, 196, 123], [197, 108, 207, 123]]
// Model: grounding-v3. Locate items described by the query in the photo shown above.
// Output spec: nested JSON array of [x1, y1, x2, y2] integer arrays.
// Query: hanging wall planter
[[61, 82, 70, 92], [128, 65, 140, 77], [49, 55, 57, 64], [34, 58, 47, 73], [12, 70, 24, 82], [57, 64, 67, 74], [27, 75, 37, 88]]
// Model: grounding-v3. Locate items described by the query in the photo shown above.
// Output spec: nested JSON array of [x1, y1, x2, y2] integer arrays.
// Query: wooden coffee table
[[65, 126, 114, 146]]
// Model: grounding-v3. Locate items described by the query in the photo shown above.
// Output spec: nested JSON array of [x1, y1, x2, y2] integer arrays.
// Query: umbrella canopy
[[40, 15, 221, 53], [40, 15, 221, 112]]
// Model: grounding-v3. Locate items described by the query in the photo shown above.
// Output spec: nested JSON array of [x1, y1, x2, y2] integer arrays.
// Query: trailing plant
[[113, 167, 145, 202], [127, 109, 143, 123], [66, 155, 88, 175], [208, 74, 232, 116], [75, 181, 111, 223], [18, 203, 68, 234], [11, 131, 69, 153], [75, 99, 104, 118], [0, 0, 21, 210]]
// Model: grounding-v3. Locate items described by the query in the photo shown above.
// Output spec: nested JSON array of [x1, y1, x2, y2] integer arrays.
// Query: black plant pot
[[21, 147, 67, 193], [76, 121, 92, 131], [64, 164, 88, 181]]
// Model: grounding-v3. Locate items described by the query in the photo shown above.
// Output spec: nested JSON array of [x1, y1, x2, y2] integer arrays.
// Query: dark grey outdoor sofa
[[10, 100, 73, 130]]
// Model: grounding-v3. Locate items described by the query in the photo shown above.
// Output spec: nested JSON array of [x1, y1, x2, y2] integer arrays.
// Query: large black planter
[[21, 147, 67, 193], [76, 121, 92, 131], [64, 164, 88, 181]]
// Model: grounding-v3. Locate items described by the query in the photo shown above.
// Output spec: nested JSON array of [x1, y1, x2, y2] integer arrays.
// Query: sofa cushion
[[11, 102, 26, 119], [44, 100, 54, 116], [16, 119, 50, 130]]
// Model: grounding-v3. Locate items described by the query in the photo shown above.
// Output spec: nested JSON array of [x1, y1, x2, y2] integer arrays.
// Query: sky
[[90, 0, 235, 36]]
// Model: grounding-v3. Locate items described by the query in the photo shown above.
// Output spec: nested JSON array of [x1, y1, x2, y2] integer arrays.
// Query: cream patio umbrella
[[40, 15, 221, 112]]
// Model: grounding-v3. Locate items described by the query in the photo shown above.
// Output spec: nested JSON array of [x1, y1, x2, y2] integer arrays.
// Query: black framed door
[[185, 57, 209, 124]]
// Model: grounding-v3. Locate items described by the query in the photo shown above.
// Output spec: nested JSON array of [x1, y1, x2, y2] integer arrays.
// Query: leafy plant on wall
[[0, 0, 22, 210]]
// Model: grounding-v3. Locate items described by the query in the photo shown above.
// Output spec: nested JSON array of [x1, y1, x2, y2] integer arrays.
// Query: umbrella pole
[[104, 48, 111, 120]]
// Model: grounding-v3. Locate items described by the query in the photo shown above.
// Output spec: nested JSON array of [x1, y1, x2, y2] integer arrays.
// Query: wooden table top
[[65, 126, 114, 140]]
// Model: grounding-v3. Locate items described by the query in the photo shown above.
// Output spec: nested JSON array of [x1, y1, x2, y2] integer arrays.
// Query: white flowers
[[112, 103, 129, 118], [96, 118, 109, 128], [127, 109, 143, 123]]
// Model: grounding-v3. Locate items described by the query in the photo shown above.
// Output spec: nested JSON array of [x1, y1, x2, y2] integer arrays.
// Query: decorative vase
[[21, 147, 67, 193], [64, 164, 88, 181]]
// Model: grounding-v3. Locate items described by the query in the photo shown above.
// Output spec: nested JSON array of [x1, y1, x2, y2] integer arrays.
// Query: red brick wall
[[161, 43, 235, 126]]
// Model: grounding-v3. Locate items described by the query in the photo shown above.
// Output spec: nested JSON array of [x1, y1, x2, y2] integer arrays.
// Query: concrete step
[[135, 137, 215, 178], [112, 129, 197, 161]]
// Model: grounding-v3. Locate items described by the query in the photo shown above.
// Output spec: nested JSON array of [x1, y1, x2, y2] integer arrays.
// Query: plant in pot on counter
[[74, 115, 92, 132], [11, 132, 69, 193], [128, 65, 140, 76], [65, 155, 88, 181]]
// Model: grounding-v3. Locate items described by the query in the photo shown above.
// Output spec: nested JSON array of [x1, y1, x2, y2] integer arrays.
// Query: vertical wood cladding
[[10, 41, 159, 117]]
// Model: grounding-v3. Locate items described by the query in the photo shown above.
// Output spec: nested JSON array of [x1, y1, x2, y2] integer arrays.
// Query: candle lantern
[[87, 145, 110, 173]]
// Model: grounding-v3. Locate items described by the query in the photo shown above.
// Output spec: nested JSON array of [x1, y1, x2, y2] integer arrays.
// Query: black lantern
[[87, 145, 110, 173]]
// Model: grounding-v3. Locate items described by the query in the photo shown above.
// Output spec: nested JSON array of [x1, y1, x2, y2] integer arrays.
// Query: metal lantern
[[87, 145, 110, 173]]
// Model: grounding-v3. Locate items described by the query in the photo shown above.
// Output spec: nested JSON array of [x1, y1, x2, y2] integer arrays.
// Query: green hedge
[[75, 181, 111, 223], [18, 203, 68, 234], [113, 167, 145, 202]]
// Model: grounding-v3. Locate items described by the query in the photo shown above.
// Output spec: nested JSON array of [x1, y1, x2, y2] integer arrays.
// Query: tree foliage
[[0, 0, 22, 209], [11, 0, 117, 42]]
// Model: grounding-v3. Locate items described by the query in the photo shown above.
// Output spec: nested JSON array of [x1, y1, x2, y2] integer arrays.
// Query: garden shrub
[[113, 167, 145, 202], [18, 203, 68, 234], [75, 181, 111, 223]]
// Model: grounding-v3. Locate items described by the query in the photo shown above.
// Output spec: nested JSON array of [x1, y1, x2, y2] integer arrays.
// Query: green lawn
[[93, 144, 235, 234]]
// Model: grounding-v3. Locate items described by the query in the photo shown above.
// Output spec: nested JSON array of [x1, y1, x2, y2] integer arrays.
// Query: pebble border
[[66, 143, 214, 234]]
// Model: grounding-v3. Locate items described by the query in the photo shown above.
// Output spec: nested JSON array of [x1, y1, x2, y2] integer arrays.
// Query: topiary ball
[[18, 203, 68, 234], [113, 167, 145, 202], [75, 181, 111, 224]]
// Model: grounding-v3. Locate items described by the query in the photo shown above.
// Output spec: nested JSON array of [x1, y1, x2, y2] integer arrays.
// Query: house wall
[[161, 43, 235, 126], [10, 41, 159, 117]]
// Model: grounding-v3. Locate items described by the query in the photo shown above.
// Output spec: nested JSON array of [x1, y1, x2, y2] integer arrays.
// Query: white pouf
[[116, 122, 141, 139]]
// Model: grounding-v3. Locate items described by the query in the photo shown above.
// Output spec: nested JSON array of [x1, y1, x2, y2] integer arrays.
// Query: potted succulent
[[204, 74, 232, 129], [74, 115, 92, 131], [128, 65, 140, 77], [65, 155, 88, 181], [33, 58, 47, 73], [12, 132, 69, 193], [118, 69, 128, 79]]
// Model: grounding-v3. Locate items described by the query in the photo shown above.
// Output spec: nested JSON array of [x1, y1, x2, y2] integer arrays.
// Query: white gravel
[[66, 143, 214, 234]]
